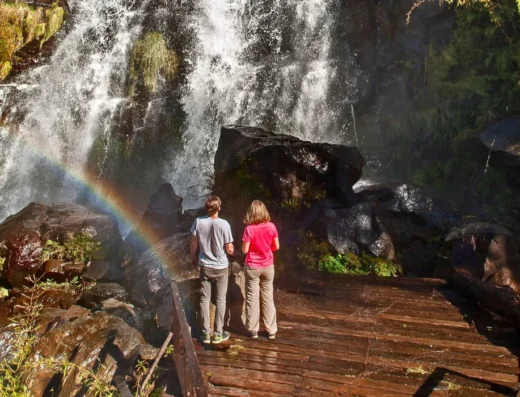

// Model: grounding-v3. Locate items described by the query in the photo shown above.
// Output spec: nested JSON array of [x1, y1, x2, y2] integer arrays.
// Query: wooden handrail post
[[170, 281, 208, 397]]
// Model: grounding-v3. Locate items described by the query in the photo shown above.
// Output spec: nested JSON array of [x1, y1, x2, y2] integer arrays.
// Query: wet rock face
[[324, 202, 396, 260], [480, 115, 520, 157], [0, 203, 122, 288], [446, 223, 520, 292], [79, 283, 129, 309], [124, 232, 197, 308], [123, 183, 184, 263], [22, 310, 156, 397], [215, 125, 365, 207]]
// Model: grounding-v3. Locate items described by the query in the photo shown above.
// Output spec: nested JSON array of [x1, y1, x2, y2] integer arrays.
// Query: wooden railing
[[115, 282, 207, 397], [170, 281, 208, 397]]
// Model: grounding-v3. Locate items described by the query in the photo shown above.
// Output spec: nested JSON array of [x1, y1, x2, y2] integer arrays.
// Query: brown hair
[[244, 200, 271, 225], [205, 195, 221, 216]]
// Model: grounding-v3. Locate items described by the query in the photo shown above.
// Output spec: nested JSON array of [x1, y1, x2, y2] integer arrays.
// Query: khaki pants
[[245, 265, 277, 335], [200, 266, 228, 334]]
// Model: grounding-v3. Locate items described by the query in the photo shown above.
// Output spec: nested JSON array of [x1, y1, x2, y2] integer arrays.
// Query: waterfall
[[0, 0, 148, 222], [170, 0, 359, 207]]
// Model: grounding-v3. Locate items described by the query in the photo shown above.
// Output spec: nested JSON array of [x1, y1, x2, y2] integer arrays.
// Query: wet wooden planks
[[198, 274, 520, 396]]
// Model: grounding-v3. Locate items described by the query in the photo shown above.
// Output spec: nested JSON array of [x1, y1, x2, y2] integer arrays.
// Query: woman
[[242, 200, 280, 340]]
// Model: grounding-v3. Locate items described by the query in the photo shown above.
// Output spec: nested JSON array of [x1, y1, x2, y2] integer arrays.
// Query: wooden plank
[[209, 374, 294, 394], [208, 386, 251, 396], [276, 320, 516, 355]]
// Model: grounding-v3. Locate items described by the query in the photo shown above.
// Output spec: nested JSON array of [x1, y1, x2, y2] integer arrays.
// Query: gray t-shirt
[[191, 216, 233, 269]]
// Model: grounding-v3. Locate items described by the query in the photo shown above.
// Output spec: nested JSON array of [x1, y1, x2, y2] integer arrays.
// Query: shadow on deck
[[195, 273, 520, 397]]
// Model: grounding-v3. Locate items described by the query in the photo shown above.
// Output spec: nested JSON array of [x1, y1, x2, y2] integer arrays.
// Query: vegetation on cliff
[[401, 0, 520, 233], [0, 1, 65, 81], [129, 32, 179, 96]]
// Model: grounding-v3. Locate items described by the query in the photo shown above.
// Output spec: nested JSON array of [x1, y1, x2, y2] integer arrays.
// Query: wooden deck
[[195, 273, 520, 397]]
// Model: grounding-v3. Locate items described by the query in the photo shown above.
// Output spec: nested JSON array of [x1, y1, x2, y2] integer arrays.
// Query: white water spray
[[170, 0, 357, 207], [0, 0, 149, 221]]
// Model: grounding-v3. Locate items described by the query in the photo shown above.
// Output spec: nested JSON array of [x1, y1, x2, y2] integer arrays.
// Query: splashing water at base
[[170, 0, 358, 208], [0, 0, 149, 221]]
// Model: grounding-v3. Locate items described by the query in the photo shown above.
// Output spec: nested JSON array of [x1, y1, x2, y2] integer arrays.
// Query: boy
[[191, 195, 234, 344]]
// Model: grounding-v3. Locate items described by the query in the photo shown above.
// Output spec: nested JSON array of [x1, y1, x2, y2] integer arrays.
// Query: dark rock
[[98, 298, 154, 336], [215, 125, 365, 207], [226, 262, 246, 331], [123, 183, 184, 263], [11, 286, 81, 311], [79, 283, 129, 309], [22, 310, 157, 397], [446, 223, 520, 292], [40, 260, 86, 282], [324, 201, 396, 260], [0, 202, 122, 288], [0, 298, 10, 328], [82, 260, 110, 281], [124, 232, 197, 308], [480, 115, 520, 156], [354, 183, 445, 275]]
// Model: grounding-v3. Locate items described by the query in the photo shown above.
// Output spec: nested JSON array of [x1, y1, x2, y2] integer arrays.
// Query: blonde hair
[[244, 200, 271, 225]]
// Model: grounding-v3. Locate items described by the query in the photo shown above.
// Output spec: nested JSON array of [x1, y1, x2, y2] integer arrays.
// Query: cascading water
[[0, 0, 149, 222], [170, 0, 360, 207]]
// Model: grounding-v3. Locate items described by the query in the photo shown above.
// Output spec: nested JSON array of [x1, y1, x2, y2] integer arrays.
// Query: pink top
[[242, 222, 279, 268]]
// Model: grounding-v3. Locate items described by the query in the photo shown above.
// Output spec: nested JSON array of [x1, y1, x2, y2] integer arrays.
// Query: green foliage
[[0, 256, 5, 272], [294, 231, 334, 270], [0, 276, 138, 396], [233, 161, 272, 202], [0, 287, 8, 299], [129, 32, 178, 95], [41, 232, 101, 264], [0, 277, 43, 396], [0, 1, 65, 80], [319, 252, 401, 277]]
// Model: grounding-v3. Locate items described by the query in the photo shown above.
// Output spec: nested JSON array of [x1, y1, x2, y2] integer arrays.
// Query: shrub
[[41, 232, 101, 264], [319, 252, 401, 277]]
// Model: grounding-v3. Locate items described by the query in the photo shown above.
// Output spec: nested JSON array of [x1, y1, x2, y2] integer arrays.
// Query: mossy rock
[[0, 1, 65, 81], [129, 32, 179, 96]]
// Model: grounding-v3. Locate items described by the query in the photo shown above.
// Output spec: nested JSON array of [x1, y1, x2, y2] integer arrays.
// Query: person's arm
[[272, 237, 280, 252], [242, 241, 250, 254], [225, 242, 234, 255], [190, 219, 198, 265], [190, 236, 199, 265], [224, 222, 234, 255]]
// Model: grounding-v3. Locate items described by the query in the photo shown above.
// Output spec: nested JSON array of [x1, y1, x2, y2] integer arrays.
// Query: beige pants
[[245, 265, 277, 335]]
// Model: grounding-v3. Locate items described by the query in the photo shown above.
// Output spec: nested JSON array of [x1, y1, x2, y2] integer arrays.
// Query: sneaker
[[212, 331, 230, 344], [268, 333, 276, 340], [201, 332, 211, 344], [250, 332, 258, 339]]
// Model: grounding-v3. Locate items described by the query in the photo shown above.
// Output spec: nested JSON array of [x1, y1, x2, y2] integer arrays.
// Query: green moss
[[0, 287, 8, 299], [319, 252, 401, 277], [42, 3, 64, 45], [0, 61, 12, 80], [129, 32, 178, 95], [0, 256, 5, 272], [0, 2, 65, 81]]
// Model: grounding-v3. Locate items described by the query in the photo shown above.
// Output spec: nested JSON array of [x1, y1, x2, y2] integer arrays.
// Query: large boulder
[[124, 232, 197, 308], [22, 309, 156, 397], [215, 125, 365, 207], [480, 115, 520, 157], [0, 203, 122, 288], [123, 183, 184, 263], [323, 201, 396, 260], [446, 223, 520, 292]]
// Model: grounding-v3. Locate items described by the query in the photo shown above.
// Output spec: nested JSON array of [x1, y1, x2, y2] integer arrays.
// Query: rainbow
[[0, 126, 172, 261]]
